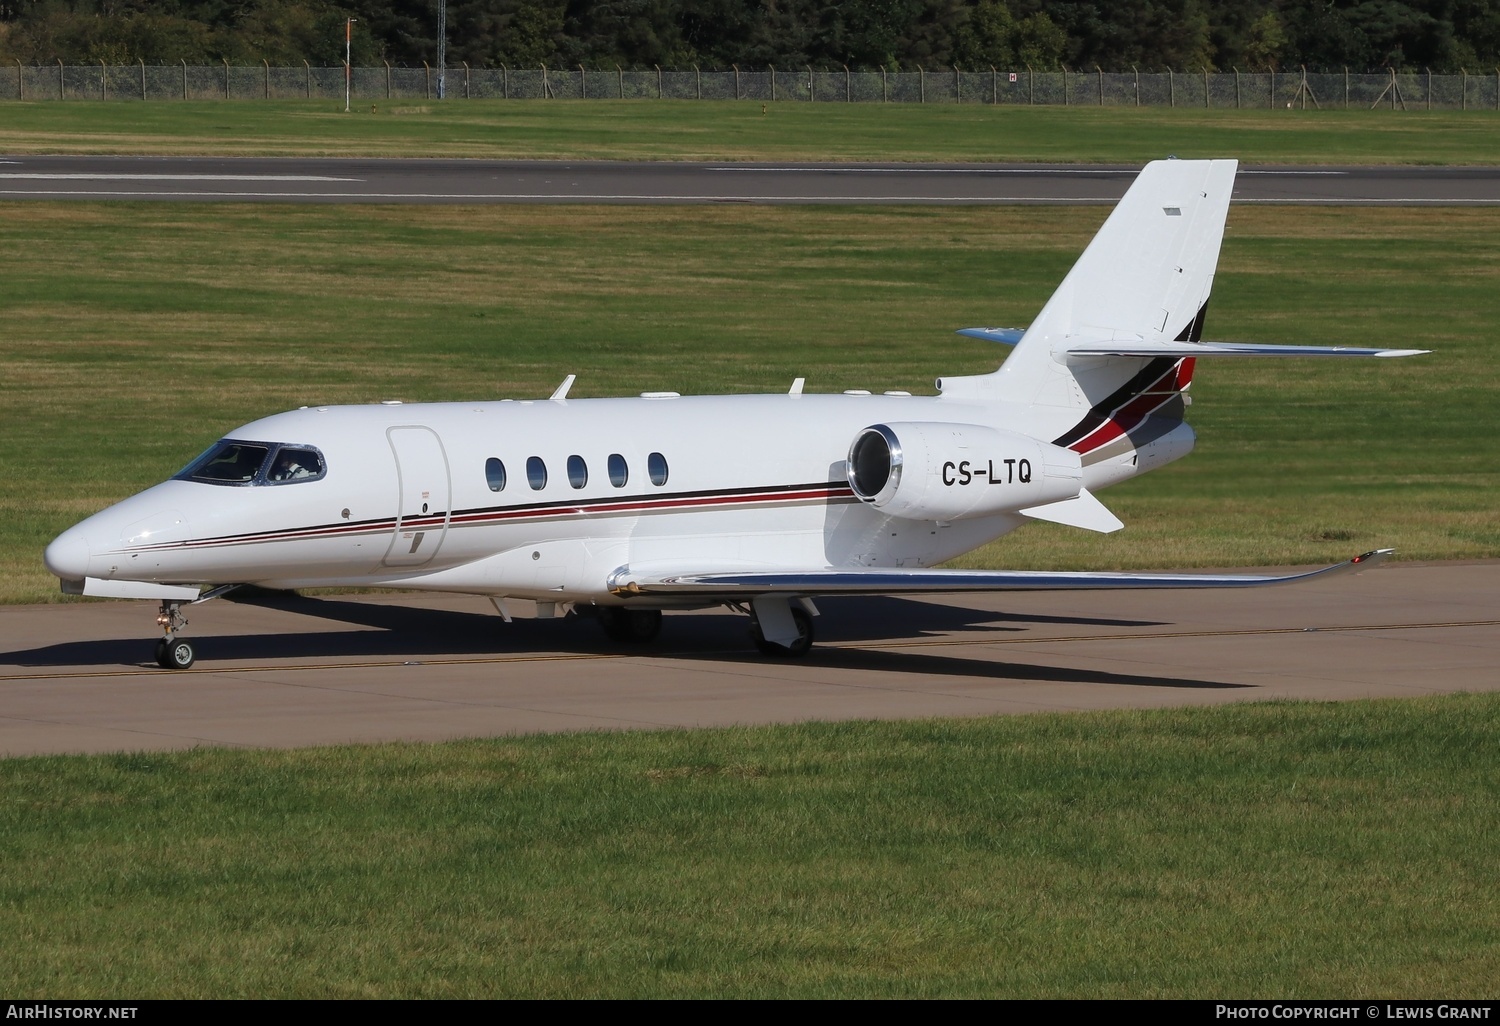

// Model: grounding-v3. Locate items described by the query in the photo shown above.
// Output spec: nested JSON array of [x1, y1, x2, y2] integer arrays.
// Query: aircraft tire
[[156, 638, 196, 670], [750, 607, 814, 658]]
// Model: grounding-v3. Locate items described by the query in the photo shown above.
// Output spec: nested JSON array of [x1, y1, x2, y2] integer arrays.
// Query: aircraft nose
[[44, 526, 91, 581]]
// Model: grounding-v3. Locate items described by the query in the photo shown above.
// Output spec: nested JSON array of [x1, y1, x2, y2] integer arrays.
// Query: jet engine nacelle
[[846, 422, 1083, 521]]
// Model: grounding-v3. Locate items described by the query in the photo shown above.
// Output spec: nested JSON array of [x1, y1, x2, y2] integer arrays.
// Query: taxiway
[[2, 560, 1495, 756]]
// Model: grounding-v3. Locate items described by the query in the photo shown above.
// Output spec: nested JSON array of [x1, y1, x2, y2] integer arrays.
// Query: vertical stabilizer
[[984, 158, 1238, 411]]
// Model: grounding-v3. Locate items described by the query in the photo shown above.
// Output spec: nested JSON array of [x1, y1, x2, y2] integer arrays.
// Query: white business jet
[[45, 158, 1423, 669]]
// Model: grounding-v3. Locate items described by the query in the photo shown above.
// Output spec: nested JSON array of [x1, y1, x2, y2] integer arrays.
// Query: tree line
[[1, 1, 1497, 74]]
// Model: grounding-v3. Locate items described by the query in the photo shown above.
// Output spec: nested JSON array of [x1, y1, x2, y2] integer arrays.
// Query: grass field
[[2, 694, 1497, 997], [2, 100, 1500, 163], [3, 200, 1495, 603]]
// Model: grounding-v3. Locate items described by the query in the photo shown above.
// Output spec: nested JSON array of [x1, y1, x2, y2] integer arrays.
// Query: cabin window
[[647, 452, 668, 487], [485, 458, 507, 492], [527, 456, 547, 490], [266, 447, 325, 484], [608, 453, 628, 487], [567, 455, 587, 489]]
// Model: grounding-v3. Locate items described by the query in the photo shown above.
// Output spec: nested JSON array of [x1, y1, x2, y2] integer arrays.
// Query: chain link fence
[[7, 63, 1500, 110]]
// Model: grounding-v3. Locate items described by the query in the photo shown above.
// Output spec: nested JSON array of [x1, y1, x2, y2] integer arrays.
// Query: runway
[[1, 156, 1498, 204], [2, 560, 1495, 756]]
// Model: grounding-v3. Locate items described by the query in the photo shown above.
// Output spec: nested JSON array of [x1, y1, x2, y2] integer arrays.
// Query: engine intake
[[846, 422, 1083, 521]]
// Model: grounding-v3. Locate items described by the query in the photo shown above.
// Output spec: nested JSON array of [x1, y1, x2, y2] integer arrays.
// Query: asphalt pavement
[[2, 156, 1498, 204]]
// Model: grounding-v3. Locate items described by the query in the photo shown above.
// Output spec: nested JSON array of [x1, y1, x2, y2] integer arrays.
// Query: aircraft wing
[[609, 549, 1392, 597], [1062, 341, 1429, 359]]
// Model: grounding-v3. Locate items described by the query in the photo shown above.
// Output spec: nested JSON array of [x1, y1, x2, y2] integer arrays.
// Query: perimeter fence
[[6, 62, 1500, 110]]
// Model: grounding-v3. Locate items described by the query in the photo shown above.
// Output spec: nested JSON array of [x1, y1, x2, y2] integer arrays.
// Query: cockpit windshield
[[176, 440, 326, 486]]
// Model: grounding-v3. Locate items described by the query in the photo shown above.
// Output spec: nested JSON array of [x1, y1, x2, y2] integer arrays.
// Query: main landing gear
[[154, 600, 195, 670], [749, 606, 814, 658]]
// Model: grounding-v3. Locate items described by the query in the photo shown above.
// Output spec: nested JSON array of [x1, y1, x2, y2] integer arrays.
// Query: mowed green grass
[[4, 201, 1496, 603], [2, 695, 1497, 997], [2, 99, 1500, 162]]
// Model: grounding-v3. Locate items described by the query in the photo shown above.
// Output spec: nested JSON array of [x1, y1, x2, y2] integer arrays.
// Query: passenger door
[[383, 426, 451, 568]]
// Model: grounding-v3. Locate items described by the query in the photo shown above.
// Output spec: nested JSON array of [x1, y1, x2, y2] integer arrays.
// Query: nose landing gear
[[154, 600, 195, 669]]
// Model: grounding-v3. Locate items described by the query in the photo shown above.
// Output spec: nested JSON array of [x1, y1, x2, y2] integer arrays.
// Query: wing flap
[[609, 550, 1392, 597]]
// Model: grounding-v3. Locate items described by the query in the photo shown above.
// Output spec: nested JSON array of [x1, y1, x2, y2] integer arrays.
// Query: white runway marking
[[0, 173, 361, 182]]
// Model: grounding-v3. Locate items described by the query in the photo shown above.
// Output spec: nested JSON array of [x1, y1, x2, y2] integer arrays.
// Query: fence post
[[1168, 66, 1174, 107], [613, 64, 619, 100], [1203, 65, 1209, 107], [1234, 66, 1240, 108], [732, 64, 739, 100], [583, 64, 589, 100], [264, 59, 269, 100], [423, 62, 430, 100], [881, 65, 887, 102], [956, 65, 961, 103], [919, 65, 925, 103], [140, 58, 146, 101], [182, 58, 187, 100], [1062, 65, 1068, 105], [465, 62, 470, 99], [505, 64, 512, 99], [656, 64, 662, 99], [694, 64, 700, 100], [384, 61, 390, 99], [770, 65, 775, 101], [16, 58, 22, 101], [1095, 65, 1102, 104], [58, 58, 63, 100], [1269, 66, 1274, 108], [543, 63, 549, 99], [1461, 68, 1466, 110], [845, 64, 851, 102], [1344, 67, 1349, 108], [991, 65, 996, 105], [1426, 67, 1432, 110], [223, 58, 229, 100], [1027, 64, 1033, 105], [100, 60, 105, 101], [1133, 65, 1139, 106], [305, 60, 311, 99], [808, 65, 813, 102]]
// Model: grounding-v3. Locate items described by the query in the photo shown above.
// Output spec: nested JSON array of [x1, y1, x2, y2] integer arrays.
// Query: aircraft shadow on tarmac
[[7, 593, 1244, 690]]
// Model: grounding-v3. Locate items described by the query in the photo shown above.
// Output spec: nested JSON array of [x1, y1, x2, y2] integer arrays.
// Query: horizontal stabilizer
[[956, 327, 1026, 346], [1064, 341, 1429, 360], [1019, 488, 1124, 533], [609, 549, 1393, 597]]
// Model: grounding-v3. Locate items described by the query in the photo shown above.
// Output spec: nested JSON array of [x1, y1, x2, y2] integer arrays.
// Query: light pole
[[344, 18, 357, 112]]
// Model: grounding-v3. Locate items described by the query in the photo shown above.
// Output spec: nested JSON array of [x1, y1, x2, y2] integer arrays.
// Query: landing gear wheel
[[598, 607, 663, 644], [155, 638, 196, 670], [750, 607, 814, 658]]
